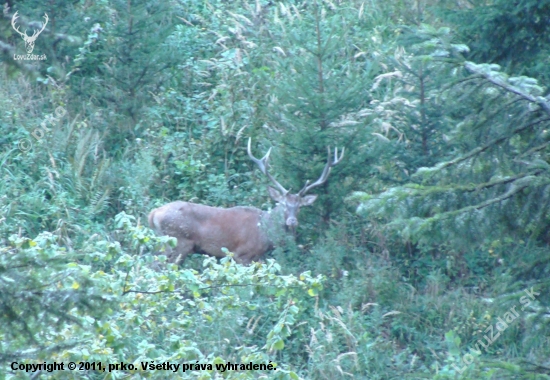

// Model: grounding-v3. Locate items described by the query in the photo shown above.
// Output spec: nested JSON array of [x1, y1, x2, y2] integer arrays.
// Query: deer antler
[[30, 14, 49, 40], [11, 11, 26, 38], [11, 12, 48, 40], [247, 138, 289, 195], [298, 146, 345, 196]]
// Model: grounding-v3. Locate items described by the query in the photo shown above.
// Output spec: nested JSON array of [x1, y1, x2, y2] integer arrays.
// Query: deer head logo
[[11, 11, 49, 54]]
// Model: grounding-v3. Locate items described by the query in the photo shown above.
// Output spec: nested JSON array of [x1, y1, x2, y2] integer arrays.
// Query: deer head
[[11, 11, 49, 54], [247, 138, 344, 230]]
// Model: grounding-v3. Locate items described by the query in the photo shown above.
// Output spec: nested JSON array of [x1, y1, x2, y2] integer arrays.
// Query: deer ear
[[300, 194, 318, 206], [268, 186, 285, 202]]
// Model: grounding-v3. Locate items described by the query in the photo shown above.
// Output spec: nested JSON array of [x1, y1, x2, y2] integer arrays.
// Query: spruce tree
[[355, 25, 550, 248], [253, 1, 377, 230]]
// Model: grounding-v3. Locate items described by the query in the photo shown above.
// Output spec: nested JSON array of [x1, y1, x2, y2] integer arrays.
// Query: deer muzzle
[[286, 216, 298, 227]]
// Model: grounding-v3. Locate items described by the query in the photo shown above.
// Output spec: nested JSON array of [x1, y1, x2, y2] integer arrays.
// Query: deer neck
[[260, 203, 295, 243]]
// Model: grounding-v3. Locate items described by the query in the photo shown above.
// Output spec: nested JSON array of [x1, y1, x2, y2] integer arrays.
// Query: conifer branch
[[464, 61, 550, 115], [422, 174, 550, 221], [413, 118, 550, 178]]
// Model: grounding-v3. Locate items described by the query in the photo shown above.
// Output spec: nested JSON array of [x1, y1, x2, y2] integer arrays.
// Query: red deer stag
[[148, 138, 344, 264]]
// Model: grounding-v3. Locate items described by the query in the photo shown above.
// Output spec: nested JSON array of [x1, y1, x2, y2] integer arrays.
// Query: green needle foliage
[[354, 25, 550, 249]]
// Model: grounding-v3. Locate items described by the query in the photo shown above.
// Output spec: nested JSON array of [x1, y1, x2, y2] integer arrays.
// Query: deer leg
[[165, 238, 194, 265], [233, 244, 262, 265]]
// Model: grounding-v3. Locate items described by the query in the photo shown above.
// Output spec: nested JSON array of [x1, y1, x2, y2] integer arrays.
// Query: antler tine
[[33, 14, 49, 37], [333, 146, 345, 165], [298, 145, 345, 196], [247, 138, 289, 195], [11, 11, 26, 37]]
